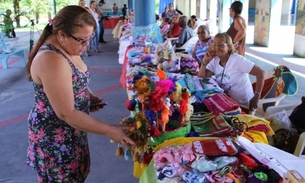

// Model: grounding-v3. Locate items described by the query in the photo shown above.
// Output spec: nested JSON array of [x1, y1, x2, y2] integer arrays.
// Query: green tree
[[13, 0, 21, 27]]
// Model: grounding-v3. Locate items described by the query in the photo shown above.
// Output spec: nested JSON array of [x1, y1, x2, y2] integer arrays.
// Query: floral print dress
[[27, 43, 91, 182]]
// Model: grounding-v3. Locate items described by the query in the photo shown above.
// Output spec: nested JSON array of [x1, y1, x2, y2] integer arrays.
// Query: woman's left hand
[[249, 94, 260, 112], [89, 94, 105, 112], [233, 42, 239, 49]]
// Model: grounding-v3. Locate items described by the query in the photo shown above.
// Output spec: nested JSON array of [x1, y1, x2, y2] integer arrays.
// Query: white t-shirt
[[206, 53, 255, 108], [90, 8, 100, 27], [98, 6, 103, 14]]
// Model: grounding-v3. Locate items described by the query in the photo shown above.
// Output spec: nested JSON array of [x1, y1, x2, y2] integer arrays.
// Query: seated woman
[[189, 15, 198, 30], [198, 33, 264, 112], [192, 25, 213, 63]]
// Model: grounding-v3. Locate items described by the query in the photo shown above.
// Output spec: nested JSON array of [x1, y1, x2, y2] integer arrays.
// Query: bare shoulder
[[31, 50, 72, 83], [235, 16, 247, 26], [33, 51, 70, 70]]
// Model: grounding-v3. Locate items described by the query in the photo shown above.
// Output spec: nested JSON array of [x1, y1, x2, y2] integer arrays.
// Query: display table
[[116, 28, 305, 183], [139, 137, 305, 183], [103, 16, 122, 29]]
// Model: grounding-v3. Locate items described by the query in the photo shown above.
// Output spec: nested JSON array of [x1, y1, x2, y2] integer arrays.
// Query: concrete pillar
[[196, 0, 200, 17], [128, 0, 135, 11], [218, 0, 232, 33], [198, 0, 207, 19], [190, 0, 196, 17], [207, 0, 218, 34], [254, 0, 282, 47], [293, 0, 305, 57], [134, 0, 155, 26]]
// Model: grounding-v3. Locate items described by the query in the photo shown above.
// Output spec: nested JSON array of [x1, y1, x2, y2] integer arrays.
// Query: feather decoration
[[157, 69, 166, 80], [147, 93, 165, 112], [161, 108, 169, 131], [144, 108, 156, 122], [172, 82, 182, 102], [134, 75, 151, 97], [179, 88, 189, 120], [126, 98, 137, 111], [161, 97, 171, 131], [151, 125, 161, 136]]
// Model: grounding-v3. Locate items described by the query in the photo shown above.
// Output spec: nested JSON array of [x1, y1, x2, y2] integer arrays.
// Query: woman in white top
[[198, 33, 264, 112], [88, 1, 100, 53]]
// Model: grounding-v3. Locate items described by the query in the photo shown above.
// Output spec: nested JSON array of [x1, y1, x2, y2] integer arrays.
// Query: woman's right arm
[[197, 51, 214, 78], [33, 52, 134, 148]]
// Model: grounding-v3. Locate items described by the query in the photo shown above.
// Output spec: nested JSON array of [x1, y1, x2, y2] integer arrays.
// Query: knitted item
[[203, 93, 241, 115], [180, 57, 199, 75]]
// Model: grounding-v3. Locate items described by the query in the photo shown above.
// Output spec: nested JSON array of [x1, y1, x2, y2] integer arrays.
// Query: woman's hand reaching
[[106, 125, 135, 149], [249, 94, 260, 112]]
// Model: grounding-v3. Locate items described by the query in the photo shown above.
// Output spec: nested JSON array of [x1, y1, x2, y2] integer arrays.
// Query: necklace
[[219, 54, 230, 87]]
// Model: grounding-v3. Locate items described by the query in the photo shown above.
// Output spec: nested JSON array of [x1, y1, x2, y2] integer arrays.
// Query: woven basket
[[148, 121, 191, 147]]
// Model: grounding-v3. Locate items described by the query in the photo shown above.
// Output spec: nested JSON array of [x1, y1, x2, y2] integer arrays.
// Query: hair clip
[[48, 19, 53, 26]]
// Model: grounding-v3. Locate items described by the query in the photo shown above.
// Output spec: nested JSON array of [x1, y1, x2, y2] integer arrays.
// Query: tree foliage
[[1, 0, 79, 27]]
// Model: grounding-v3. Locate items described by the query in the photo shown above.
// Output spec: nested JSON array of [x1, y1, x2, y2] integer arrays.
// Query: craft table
[[103, 16, 122, 29]]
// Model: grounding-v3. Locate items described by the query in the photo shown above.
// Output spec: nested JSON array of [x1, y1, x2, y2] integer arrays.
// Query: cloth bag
[[202, 93, 241, 115]]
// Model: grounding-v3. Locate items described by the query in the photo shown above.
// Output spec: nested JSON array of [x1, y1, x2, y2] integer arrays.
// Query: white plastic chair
[[250, 65, 298, 118], [265, 104, 305, 159]]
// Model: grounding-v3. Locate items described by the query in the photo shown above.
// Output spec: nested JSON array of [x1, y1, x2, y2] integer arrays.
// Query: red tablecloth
[[103, 17, 122, 29], [120, 45, 132, 88]]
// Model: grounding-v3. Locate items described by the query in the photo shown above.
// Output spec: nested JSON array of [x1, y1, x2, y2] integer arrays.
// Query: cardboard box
[[287, 170, 305, 183]]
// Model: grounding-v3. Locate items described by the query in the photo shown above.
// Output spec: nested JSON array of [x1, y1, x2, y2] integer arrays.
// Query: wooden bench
[[0, 33, 28, 69]]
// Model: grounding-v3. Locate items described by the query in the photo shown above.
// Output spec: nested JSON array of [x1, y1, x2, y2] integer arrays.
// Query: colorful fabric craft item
[[131, 23, 163, 45], [192, 138, 238, 156], [156, 164, 177, 181], [182, 171, 206, 183], [153, 144, 195, 170], [191, 114, 232, 137], [203, 93, 241, 115], [239, 153, 258, 169], [246, 173, 264, 183], [180, 57, 200, 75]]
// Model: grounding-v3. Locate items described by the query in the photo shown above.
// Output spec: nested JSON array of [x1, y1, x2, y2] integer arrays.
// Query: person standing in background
[[226, 1, 247, 56], [166, 3, 178, 21], [113, 3, 118, 16], [98, 0, 106, 43], [88, 1, 100, 53], [162, 7, 169, 21], [122, 4, 128, 18]]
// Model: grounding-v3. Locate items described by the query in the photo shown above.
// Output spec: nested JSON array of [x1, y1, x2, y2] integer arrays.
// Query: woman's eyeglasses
[[197, 32, 206, 35], [211, 42, 228, 48], [68, 33, 94, 45]]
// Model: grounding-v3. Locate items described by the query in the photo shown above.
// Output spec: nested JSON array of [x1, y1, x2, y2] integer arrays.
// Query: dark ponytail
[[26, 24, 52, 81]]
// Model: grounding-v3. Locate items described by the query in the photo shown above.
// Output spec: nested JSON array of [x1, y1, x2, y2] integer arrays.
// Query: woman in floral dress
[[26, 6, 134, 182]]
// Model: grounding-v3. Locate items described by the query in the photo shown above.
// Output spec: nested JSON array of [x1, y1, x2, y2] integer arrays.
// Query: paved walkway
[[0, 25, 304, 182]]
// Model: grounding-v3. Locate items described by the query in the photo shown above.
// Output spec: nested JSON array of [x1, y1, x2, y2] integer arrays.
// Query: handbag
[[191, 113, 232, 137], [202, 93, 241, 115], [190, 113, 247, 137], [273, 128, 303, 154]]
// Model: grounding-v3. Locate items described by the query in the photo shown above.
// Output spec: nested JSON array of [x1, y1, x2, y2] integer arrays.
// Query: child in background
[[161, 17, 170, 38]]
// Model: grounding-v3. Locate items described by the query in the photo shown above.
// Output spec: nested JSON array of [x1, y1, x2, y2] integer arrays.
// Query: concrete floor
[[0, 24, 305, 183]]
